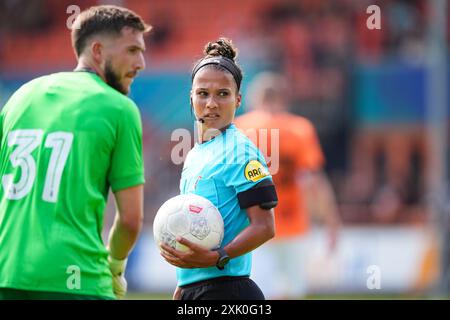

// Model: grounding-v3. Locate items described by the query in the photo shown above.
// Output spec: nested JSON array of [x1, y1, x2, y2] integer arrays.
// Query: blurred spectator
[[0, 0, 52, 34], [341, 128, 427, 224], [255, 0, 352, 186]]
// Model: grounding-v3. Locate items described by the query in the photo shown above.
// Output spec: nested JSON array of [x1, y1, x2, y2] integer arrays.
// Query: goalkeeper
[[0, 5, 150, 300]]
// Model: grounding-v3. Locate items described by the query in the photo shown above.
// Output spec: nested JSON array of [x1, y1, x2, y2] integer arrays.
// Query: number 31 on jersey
[[2, 129, 73, 203]]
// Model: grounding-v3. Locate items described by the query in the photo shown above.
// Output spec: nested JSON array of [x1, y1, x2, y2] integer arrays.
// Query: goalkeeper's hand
[[108, 255, 128, 300]]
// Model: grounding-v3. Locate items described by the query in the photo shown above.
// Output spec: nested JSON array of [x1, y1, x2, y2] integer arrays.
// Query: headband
[[191, 56, 242, 90]]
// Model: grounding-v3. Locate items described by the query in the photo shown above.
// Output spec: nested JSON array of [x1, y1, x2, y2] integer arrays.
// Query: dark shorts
[[179, 276, 265, 300], [0, 288, 113, 300]]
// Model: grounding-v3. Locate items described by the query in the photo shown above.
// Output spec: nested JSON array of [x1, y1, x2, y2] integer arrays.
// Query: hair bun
[[204, 37, 237, 62]]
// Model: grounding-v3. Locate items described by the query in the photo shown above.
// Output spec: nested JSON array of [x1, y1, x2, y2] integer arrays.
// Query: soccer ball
[[153, 194, 224, 252]]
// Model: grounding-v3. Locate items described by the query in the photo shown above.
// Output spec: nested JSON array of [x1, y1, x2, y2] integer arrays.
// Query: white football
[[153, 194, 224, 252]]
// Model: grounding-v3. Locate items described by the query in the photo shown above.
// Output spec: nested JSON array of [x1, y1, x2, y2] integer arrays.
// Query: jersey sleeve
[[221, 137, 277, 209], [108, 101, 145, 192]]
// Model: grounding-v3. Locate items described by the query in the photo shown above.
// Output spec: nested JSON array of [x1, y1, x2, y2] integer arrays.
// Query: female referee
[[160, 38, 278, 300]]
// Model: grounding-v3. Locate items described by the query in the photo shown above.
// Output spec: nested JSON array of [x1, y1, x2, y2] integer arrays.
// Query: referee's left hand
[[160, 237, 219, 269]]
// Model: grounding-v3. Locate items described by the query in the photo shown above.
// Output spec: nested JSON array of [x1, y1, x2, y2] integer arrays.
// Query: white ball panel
[[153, 194, 224, 255], [167, 212, 190, 235]]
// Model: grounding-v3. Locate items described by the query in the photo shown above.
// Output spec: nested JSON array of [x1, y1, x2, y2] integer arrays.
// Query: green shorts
[[0, 288, 114, 300]]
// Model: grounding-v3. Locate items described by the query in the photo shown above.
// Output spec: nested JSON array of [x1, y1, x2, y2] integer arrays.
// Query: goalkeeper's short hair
[[71, 5, 152, 58]]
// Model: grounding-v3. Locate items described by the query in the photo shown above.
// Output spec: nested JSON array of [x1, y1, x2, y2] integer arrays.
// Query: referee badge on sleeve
[[244, 160, 269, 182]]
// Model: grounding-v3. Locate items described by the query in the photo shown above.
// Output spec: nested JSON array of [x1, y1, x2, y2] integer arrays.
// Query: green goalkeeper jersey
[[0, 72, 145, 298]]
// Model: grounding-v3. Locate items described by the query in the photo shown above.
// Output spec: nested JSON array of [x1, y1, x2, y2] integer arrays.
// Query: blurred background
[[0, 0, 449, 299]]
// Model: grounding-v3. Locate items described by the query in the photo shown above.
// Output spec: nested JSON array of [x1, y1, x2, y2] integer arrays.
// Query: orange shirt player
[[235, 72, 341, 298]]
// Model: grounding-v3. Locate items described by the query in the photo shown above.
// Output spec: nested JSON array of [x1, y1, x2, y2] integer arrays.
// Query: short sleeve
[[221, 137, 273, 194], [108, 101, 145, 192]]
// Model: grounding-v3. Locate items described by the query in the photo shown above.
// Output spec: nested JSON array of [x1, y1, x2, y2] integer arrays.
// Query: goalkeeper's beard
[[104, 60, 128, 95]]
